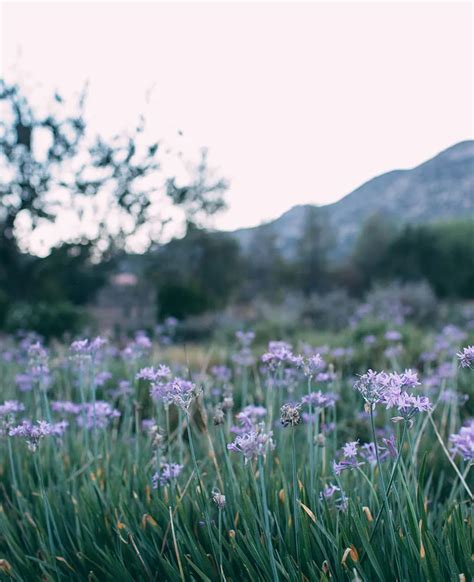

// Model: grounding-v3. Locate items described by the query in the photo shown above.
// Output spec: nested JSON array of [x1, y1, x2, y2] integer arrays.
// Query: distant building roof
[[112, 273, 138, 286]]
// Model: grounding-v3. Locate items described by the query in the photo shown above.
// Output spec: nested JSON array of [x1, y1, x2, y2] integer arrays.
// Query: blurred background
[[0, 0, 473, 343]]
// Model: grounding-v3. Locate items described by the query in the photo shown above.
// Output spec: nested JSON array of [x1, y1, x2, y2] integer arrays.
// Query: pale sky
[[1, 1, 473, 235]]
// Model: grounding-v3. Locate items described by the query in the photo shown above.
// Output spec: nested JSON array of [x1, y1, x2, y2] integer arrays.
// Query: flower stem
[[185, 413, 219, 571], [291, 428, 301, 570], [258, 456, 279, 582]]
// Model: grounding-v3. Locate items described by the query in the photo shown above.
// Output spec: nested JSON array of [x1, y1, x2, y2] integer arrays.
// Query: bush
[[158, 283, 210, 320], [4, 301, 86, 340]]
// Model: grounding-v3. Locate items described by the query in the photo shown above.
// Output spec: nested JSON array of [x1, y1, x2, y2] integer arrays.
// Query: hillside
[[231, 140, 474, 258]]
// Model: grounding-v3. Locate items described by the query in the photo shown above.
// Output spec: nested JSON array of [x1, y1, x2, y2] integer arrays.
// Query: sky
[[1, 0, 473, 236]]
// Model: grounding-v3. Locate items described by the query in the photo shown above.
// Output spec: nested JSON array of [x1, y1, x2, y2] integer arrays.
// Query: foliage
[[293, 206, 332, 295], [380, 221, 474, 298], [4, 302, 86, 339], [152, 227, 244, 320], [0, 325, 472, 580], [0, 80, 228, 334], [0, 79, 227, 255]]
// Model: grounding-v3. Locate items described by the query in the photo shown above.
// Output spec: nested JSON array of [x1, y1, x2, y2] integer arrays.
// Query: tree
[[350, 212, 397, 293], [0, 80, 228, 335], [0, 80, 227, 259], [152, 227, 244, 319], [380, 221, 474, 299], [241, 227, 292, 301], [294, 206, 332, 295]]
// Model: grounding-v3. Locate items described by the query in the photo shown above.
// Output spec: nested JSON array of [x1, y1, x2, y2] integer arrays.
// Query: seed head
[[280, 402, 302, 427]]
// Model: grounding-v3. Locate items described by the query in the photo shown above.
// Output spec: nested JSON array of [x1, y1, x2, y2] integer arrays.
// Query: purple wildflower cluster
[[210, 365, 232, 383], [227, 424, 275, 463], [14, 341, 51, 392], [301, 390, 338, 409], [51, 400, 120, 429], [231, 405, 267, 435], [76, 402, 121, 429], [333, 435, 398, 476], [155, 317, 178, 346], [320, 483, 348, 511], [70, 337, 107, 357], [138, 366, 201, 411], [261, 341, 296, 370], [108, 380, 133, 399], [0, 400, 25, 416], [422, 325, 467, 364], [152, 462, 183, 488], [137, 365, 171, 382], [449, 420, 474, 461], [232, 330, 256, 369], [9, 420, 68, 452], [332, 441, 365, 475], [298, 354, 325, 378], [122, 332, 152, 360], [457, 346, 474, 369], [95, 371, 113, 387], [0, 400, 25, 436], [354, 369, 431, 419]]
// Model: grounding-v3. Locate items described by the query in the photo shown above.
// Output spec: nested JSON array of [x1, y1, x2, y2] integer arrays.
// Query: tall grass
[[0, 328, 472, 581]]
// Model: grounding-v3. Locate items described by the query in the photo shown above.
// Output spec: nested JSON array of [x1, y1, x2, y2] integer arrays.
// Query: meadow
[[0, 322, 472, 581]]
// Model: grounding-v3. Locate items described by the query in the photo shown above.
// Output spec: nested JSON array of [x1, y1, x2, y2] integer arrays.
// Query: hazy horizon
[[1, 1, 472, 239]]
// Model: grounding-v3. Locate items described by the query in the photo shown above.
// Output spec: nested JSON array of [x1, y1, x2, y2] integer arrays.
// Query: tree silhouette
[[0, 79, 228, 258]]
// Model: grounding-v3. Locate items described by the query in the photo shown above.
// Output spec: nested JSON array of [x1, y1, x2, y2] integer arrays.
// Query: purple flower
[[52, 401, 82, 414], [439, 390, 469, 405], [342, 441, 359, 459], [232, 405, 267, 434], [141, 419, 156, 432], [385, 330, 402, 342], [71, 337, 107, 356], [331, 347, 353, 360], [302, 390, 337, 408], [335, 494, 349, 512], [137, 366, 171, 382], [382, 434, 398, 459], [449, 420, 474, 461], [15, 373, 34, 392], [0, 400, 25, 436], [227, 424, 275, 463], [95, 371, 112, 387], [261, 341, 295, 369], [9, 420, 56, 452], [210, 365, 232, 383], [0, 400, 25, 416], [332, 458, 364, 476], [48, 420, 69, 437], [298, 354, 325, 378], [151, 377, 201, 411], [320, 483, 340, 500], [333, 441, 365, 475], [152, 463, 183, 487], [76, 402, 120, 429], [384, 345, 403, 360], [109, 380, 133, 398], [315, 371, 337, 383], [354, 369, 424, 414], [122, 332, 152, 359], [235, 331, 255, 347], [231, 347, 255, 368], [457, 346, 474, 369]]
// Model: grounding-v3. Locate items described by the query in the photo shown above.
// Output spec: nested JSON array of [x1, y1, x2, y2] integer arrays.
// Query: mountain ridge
[[229, 140, 474, 258]]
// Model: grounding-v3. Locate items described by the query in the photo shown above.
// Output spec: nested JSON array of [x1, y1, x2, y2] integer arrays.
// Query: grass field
[[0, 326, 472, 581]]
